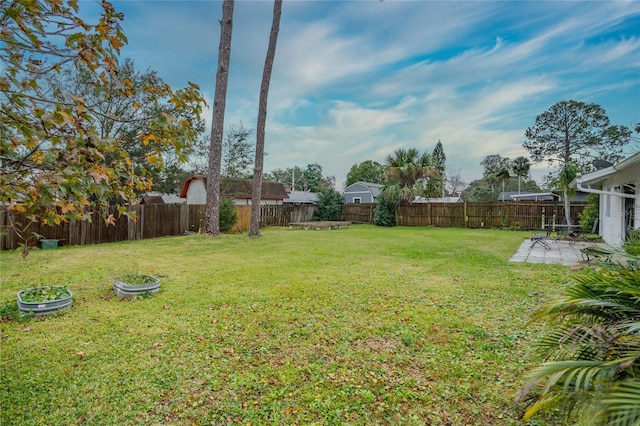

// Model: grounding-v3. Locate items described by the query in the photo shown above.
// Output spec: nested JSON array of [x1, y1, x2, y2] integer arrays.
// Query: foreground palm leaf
[[520, 257, 640, 425]]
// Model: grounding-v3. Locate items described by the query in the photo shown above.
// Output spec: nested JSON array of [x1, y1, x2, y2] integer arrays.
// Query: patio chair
[[530, 234, 551, 250]]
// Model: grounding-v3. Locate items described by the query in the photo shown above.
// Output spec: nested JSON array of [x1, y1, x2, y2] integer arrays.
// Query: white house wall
[[598, 168, 639, 247]]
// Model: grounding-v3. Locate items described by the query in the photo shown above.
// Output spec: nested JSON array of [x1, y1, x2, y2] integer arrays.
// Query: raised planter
[[39, 239, 59, 250], [17, 286, 73, 315], [113, 275, 160, 298]]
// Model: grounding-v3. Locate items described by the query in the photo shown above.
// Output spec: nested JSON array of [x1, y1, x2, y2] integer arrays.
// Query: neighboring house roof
[[499, 192, 557, 201], [500, 191, 588, 202], [179, 176, 288, 200], [344, 181, 384, 197], [577, 151, 640, 187], [140, 192, 185, 204], [140, 195, 165, 204], [414, 196, 462, 203], [284, 191, 318, 204]]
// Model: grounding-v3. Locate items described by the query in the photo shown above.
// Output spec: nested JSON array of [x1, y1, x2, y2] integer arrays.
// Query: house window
[[353, 197, 361, 204]]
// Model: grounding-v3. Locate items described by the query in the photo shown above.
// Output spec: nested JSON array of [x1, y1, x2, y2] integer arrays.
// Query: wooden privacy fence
[[342, 203, 376, 223], [343, 201, 587, 229], [0, 204, 316, 250], [1, 201, 586, 250]]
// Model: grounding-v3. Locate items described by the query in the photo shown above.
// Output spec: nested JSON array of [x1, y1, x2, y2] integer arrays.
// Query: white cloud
[[107, 0, 639, 190]]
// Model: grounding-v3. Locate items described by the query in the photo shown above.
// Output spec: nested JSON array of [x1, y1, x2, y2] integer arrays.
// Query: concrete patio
[[509, 237, 612, 266]]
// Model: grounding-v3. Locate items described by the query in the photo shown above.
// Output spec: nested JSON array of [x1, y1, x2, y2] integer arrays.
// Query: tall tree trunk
[[249, 0, 282, 237], [205, 0, 234, 235]]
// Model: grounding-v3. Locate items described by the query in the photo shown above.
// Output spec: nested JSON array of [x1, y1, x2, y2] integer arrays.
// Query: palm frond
[[597, 380, 640, 426], [519, 259, 640, 424]]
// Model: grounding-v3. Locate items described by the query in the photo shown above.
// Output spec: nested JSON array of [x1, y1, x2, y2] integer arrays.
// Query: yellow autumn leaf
[[10, 203, 27, 213], [142, 133, 157, 146]]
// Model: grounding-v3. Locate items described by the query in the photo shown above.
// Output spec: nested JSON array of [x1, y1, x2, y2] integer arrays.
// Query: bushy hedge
[[373, 193, 396, 227]]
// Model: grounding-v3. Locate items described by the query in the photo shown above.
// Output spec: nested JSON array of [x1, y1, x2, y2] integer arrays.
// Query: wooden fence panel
[[342, 203, 376, 223], [431, 203, 466, 227], [236, 206, 251, 231], [1, 201, 590, 250]]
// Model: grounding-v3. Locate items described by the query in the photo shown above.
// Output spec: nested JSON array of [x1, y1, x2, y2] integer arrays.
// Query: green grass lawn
[[0, 226, 571, 425]]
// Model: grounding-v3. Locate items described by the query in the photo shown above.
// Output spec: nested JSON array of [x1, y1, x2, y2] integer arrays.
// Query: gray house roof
[[499, 192, 557, 201], [284, 191, 318, 204], [344, 181, 384, 197], [500, 191, 588, 202]]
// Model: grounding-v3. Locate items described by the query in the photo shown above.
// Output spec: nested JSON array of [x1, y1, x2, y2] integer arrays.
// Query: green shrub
[[579, 193, 599, 231], [373, 193, 396, 227], [624, 229, 640, 256], [313, 188, 343, 221], [219, 197, 238, 232]]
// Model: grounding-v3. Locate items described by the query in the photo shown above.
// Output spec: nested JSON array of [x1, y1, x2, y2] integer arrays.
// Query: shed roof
[[344, 181, 384, 198], [180, 176, 288, 200]]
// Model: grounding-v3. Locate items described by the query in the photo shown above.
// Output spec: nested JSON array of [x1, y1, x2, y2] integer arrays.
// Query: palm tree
[[383, 148, 439, 204], [512, 156, 531, 194], [496, 166, 511, 200], [519, 257, 640, 425]]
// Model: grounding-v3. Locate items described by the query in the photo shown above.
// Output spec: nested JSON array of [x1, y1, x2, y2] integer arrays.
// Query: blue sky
[[102, 0, 639, 189]]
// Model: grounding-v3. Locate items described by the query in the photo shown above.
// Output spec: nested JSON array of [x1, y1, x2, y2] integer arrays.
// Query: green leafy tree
[[432, 140, 446, 197], [520, 258, 640, 425], [265, 166, 303, 190], [46, 58, 206, 194], [1, 0, 204, 255], [154, 164, 193, 194], [345, 160, 385, 186], [222, 123, 254, 179], [300, 163, 334, 192], [524, 100, 632, 172], [481, 154, 511, 177], [432, 140, 446, 175], [462, 176, 540, 202], [313, 188, 343, 221], [462, 180, 494, 202]]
